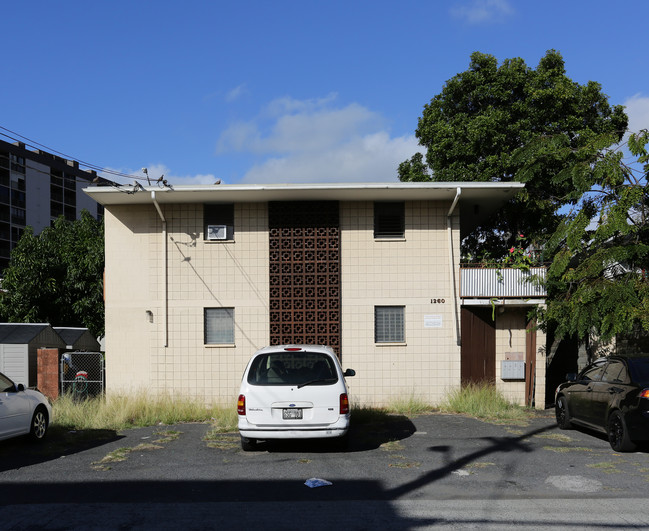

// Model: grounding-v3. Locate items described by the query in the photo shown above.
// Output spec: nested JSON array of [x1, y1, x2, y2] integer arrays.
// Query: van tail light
[[340, 393, 350, 415], [640, 389, 649, 399], [237, 394, 246, 415]]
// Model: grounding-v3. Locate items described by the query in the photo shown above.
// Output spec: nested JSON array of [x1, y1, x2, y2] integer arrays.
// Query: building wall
[[105, 202, 269, 403], [340, 200, 461, 406], [495, 309, 546, 407], [25, 160, 51, 234], [104, 199, 545, 408]]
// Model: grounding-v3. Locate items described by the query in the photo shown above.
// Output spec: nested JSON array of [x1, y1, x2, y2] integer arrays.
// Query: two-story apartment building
[[85, 181, 546, 408]]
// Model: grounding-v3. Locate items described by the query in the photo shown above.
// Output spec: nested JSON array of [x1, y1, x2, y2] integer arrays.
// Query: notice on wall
[[424, 315, 443, 328]]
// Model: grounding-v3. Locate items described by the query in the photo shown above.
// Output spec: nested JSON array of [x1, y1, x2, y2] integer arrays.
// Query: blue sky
[[2, 0, 648, 186]]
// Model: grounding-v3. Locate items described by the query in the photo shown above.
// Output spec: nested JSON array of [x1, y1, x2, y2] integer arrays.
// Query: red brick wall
[[37, 348, 59, 400]]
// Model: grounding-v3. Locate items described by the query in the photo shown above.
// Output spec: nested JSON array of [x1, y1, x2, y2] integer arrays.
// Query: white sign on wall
[[424, 315, 443, 328]]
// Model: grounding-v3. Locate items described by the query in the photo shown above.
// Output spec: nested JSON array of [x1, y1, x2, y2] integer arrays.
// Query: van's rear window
[[247, 352, 338, 386]]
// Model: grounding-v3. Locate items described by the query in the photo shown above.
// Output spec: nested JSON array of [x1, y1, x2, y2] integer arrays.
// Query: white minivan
[[237, 345, 356, 451]]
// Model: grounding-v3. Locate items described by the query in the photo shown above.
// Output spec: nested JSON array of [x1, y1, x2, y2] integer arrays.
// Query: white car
[[237, 345, 356, 451], [0, 371, 52, 442]]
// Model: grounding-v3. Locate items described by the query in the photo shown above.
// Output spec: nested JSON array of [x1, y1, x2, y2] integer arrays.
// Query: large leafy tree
[[528, 130, 649, 343], [399, 50, 628, 259], [0, 210, 104, 338]]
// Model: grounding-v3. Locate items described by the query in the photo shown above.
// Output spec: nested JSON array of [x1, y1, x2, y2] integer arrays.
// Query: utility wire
[[0, 126, 148, 182]]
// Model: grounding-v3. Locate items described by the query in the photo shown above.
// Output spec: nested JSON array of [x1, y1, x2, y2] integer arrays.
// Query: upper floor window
[[204, 203, 234, 241], [374, 201, 404, 239]]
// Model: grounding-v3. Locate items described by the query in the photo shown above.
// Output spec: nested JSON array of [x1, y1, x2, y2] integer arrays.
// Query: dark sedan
[[555, 356, 649, 452]]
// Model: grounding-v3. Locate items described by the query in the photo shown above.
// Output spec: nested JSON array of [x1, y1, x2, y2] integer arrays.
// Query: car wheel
[[607, 410, 636, 452], [30, 407, 48, 441], [555, 396, 572, 429], [241, 436, 257, 451]]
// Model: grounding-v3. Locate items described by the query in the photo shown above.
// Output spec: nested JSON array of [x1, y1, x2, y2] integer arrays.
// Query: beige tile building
[[86, 182, 546, 409]]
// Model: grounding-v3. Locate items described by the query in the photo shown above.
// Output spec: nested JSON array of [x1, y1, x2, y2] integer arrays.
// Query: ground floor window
[[205, 307, 235, 344], [375, 306, 405, 343]]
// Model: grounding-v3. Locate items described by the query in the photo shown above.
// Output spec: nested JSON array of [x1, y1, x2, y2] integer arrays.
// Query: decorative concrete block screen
[[268, 201, 341, 356]]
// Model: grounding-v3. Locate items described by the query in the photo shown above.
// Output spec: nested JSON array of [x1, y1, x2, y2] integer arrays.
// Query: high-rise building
[[0, 139, 109, 271]]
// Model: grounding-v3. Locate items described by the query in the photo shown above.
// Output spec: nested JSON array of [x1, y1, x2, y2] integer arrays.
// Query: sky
[[2, 0, 648, 187]]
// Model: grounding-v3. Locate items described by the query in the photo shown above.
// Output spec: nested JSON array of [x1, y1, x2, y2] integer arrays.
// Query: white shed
[[0, 323, 66, 387]]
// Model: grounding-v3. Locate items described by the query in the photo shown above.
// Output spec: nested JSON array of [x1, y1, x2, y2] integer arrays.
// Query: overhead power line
[[0, 125, 148, 182]]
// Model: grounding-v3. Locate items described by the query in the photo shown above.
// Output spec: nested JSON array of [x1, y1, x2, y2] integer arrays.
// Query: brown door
[[461, 307, 496, 384]]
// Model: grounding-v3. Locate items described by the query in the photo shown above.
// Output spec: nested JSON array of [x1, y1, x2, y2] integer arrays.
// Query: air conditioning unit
[[207, 225, 227, 240]]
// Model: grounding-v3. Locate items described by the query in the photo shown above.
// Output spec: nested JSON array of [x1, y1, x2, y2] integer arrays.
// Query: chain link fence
[[60, 351, 105, 399]]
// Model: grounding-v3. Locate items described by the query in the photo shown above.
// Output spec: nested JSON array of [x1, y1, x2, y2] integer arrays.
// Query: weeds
[[52, 392, 238, 432], [52, 383, 533, 433], [438, 382, 531, 422]]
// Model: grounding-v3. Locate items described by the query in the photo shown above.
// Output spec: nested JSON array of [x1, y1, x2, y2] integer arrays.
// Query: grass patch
[[466, 462, 496, 469], [203, 433, 238, 450], [384, 394, 432, 417], [52, 392, 238, 432], [587, 462, 620, 473], [153, 429, 181, 443], [543, 446, 593, 453], [380, 440, 405, 452], [388, 461, 421, 468], [535, 433, 573, 443], [438, 383, 531, 423]]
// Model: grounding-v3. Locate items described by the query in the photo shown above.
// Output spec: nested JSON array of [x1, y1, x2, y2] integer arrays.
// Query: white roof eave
[[84, 181, 524, 205]]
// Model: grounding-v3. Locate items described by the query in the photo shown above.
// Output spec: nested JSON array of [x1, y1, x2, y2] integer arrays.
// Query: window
[[205, 308, 235, 344], [579, 362, 606, 382], [374, 202, 405, 238], [204, 204, 234, 241], [602, 361, 628, 384], [375, 306, 405, 343]]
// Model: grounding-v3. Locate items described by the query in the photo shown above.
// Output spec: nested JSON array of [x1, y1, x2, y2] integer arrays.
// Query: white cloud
[[450, 0, 514, 25], [101, 163, 217, 186], [624, 93, 649, 134], [143, 164, 218, 185], [240, 132, 420, 184], [225, 83, 248, 103], [216, 94, 422, 183]]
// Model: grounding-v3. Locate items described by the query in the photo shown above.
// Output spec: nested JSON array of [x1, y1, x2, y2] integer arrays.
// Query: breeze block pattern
[[268, 201, 341, 355]]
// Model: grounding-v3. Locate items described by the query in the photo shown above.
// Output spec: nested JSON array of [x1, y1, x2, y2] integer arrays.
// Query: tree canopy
[[528, 130, 649, 343], [0, 210, 104, 338], [399, 50, 628, 259]]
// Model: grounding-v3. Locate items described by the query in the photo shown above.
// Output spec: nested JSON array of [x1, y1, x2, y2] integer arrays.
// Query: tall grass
[[52, 383, 529, 433], [438, 382, 529, 422], [52, 392, 238, 432]]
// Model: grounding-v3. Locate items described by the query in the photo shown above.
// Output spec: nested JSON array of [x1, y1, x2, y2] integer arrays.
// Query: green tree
[[399, 50, 628, 259], [0, 210, 104, 338], [530, 130, 649, 343]]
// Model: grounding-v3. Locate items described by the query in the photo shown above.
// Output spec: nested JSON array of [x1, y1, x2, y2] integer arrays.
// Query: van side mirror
[[17, 383, 25, 392], [344, 369, 356, 377]]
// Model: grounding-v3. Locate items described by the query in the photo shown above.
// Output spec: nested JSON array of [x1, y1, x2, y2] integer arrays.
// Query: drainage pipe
[[447, 188, 461, 346], [151, 191, 168, 347]]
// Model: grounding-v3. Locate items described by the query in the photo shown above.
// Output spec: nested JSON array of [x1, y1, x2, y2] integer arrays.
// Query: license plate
[[283, 408, 303, 420]]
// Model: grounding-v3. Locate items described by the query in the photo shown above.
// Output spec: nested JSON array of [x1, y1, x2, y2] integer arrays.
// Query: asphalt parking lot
[[2, 410, 649, 529]]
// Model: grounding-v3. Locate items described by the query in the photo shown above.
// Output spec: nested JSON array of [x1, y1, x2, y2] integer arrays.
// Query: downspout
[[447, 187, 461, 346], [151, 191, 168, 347]]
